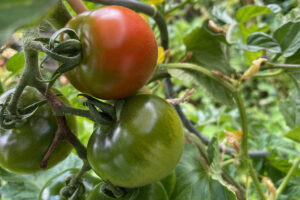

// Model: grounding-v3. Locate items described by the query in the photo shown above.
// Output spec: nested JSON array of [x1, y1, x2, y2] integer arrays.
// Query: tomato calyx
[[0, 93, 62, 129], [37, 27, 82, 92], [100, 182, 128, 198], [60, 175, 86, 199]]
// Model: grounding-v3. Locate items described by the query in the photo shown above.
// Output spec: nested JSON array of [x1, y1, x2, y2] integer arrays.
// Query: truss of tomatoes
[[0, 5, 184, 200]]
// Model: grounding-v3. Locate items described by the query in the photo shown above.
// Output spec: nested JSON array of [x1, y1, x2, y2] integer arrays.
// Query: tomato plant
[[2, 0, 300, 199], [86, 181, 168, 200], [64, 5, 158, 100], [0, 87, 77, 174], [87, 94, 184, 188], [39, 168, 101, 200]]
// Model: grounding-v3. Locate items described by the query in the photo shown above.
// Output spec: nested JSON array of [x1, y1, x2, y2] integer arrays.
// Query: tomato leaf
[[286, 49, 300, 64], [0, 153, 82, 200], [184, 24, 233, 75], [273, 21, 300, 57], [285, 126, 300, 144], [168, 68, 234, 106], [279, 91, 300, 129], [245, 32, 281, 53], [171, 144, 237, 200], [6, 52, 25, 74], [0, 0, 59, 45], [236, 5, 273, 23], [212, 6, 235, 25], [207, 137, 222, 180]]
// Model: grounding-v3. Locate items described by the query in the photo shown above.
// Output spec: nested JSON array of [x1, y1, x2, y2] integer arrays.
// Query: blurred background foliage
[[0, 0, 300, 199]]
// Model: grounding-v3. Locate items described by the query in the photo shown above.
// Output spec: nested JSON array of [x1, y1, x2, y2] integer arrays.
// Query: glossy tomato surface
[[64, 6, 158, 100], [86, 181, 168, 200], [0, 87, 77, 174], [39, 168, 101, 200], [87, 94, 184, 188]]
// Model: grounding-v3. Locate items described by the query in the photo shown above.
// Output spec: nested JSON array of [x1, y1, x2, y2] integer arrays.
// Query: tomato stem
[[12, 27, 89, 172], [276, 157, 300, 198], [47, 0, 72, 30], [66, 0, 88, 14]]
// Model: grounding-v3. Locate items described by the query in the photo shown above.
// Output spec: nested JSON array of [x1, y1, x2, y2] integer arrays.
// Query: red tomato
[[64, 6, 158, 99]]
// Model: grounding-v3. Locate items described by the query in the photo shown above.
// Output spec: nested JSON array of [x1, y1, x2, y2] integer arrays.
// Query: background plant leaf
[[171, 144, 237, 200], [168, 68, 234, 106], [246, 32, 281, 53], [6, 52, 25, 74], [273, 21, 300, 57], [236, 5, 273, 23], [184, 25, 233, 75], [0, 0, 59, 45], [0, 153, 82, 200]]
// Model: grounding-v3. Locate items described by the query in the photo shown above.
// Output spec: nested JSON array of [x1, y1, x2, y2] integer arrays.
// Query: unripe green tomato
[[87, 94, 184, 188], [86, 181, 168, 200], [0, 87, 77, 173], [39, 168, 101, 200], [64, 6, 158, 100]]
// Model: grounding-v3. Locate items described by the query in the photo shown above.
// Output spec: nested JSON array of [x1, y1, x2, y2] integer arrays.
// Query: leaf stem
[[165, 0, 191, 15], [221, 159, 235, 168], [160, 63, 237, 93], [253, 69, 284, 78], [276, 157, 300, 197], [266, 62, 300, 70]]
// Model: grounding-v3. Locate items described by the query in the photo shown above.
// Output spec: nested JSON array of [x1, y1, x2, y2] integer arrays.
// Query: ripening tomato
[[0, 87, 77, 174], [64, 6, 158, 100], [87, 94, 184, 188]]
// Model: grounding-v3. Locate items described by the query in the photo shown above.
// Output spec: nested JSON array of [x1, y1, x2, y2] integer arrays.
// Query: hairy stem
[[7, 28, 41, 114]]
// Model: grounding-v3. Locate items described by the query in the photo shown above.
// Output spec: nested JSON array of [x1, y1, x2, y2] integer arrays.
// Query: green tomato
[[87, 181, 168, 200], [39, 168, 101, 200], [87, 94, 184, 188], [0, 86, 77, 173], [160, 171, 176, 198]]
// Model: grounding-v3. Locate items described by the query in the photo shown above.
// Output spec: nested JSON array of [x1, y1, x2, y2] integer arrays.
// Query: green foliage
[[236, 5, 274, 23], [184, 21, 232, 75], [0, 154, 82, 200], [171, 144, 236, 200], [0, 0, 59, 45], [6, 52, 25, 74]]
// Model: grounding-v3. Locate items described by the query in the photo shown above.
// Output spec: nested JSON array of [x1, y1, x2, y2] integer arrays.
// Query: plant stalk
[[276, 157, 300, 197]]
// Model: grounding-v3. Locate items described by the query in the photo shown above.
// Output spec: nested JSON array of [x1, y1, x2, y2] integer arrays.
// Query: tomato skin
[[64, 6, 158, 100], [87, 94, 184, 188], [86, 181, 168, 200], [39, 168, 101, 200], [0, 87, 77, 174]]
